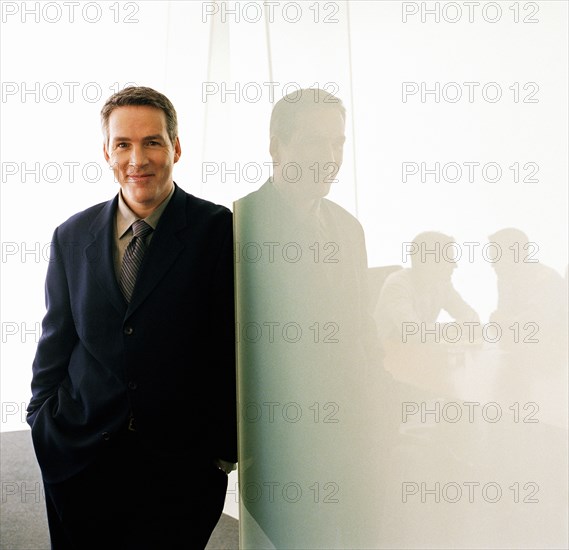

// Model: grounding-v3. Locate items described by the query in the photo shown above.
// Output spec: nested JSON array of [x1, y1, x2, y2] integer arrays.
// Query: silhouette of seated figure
[[374, 231, 479, 348], [488, 227, 568, 354]]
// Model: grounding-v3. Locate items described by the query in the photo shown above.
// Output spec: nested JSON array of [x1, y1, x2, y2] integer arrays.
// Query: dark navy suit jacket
[[27, 183, 237, 484]]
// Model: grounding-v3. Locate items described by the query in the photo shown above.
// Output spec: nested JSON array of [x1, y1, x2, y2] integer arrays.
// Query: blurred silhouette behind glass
[[374, 231, 480, 351], [234, 89, 396, 549], [488, 227, 568, 356]]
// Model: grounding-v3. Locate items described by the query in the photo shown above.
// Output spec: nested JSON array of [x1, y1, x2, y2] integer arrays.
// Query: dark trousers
[[42, 431, 228, 549]]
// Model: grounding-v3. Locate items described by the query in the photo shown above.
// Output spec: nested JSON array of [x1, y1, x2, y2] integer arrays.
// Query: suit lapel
[[126, 184, 187, 316], [86, 196, 127, 316]]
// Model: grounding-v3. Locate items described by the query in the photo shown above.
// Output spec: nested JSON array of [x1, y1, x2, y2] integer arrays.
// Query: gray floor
[[0, 430, 238, 549]]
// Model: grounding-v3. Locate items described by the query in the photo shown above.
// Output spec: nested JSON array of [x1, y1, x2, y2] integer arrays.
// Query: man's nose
[[128, 145, 148, 167]]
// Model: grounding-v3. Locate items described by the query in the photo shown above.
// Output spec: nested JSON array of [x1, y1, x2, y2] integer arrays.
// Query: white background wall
[[1, 0, 567, 521]]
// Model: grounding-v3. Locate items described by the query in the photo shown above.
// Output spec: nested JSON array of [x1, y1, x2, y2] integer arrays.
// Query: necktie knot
[[132, 219, 153, 238]]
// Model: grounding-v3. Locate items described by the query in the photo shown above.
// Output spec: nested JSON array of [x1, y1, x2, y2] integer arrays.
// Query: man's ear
[[173, 137, 182, 163], [269, 136, 280, 163], [103, 142, 110, 164]]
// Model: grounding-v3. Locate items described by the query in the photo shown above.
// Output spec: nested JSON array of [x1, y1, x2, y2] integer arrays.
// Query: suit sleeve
[[208, 213, 238, 463], [357, 228, 387, 368], [27, 227, 79, 426]]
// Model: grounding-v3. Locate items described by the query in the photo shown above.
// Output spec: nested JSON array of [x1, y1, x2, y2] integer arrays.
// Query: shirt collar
[[116, 184, 176, 239]]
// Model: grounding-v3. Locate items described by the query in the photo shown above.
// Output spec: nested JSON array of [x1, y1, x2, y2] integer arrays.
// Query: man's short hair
[[488, 227, 530, 248], [269, 88, 346, 143], [410, 231, 455, 267], [100, 86, 178, 146]]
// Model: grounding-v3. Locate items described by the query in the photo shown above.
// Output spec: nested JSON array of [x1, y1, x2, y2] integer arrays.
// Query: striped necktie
[[119, 219, 153, 302]]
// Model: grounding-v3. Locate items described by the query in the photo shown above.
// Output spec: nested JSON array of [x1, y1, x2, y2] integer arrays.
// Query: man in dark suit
[[27, 87, 237, 549]]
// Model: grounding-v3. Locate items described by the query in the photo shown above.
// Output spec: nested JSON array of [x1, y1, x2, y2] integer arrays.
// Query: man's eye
[[116, 143, 128, 149], [147, 141, 160, 146]]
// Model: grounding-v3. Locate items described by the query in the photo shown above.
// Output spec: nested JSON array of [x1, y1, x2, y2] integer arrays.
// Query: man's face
[[414, 242, 457, 283], [491, 249, 518, 277], [273, 107, 346, 200], [103, 105, 181, 215]]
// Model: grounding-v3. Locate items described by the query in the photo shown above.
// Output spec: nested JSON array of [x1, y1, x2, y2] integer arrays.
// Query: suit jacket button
[[124, 326, 134, 335], [128, 381, 138, 390], [101, 432, 110, 441]]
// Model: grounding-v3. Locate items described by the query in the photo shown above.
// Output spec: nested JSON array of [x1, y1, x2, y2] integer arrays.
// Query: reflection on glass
[[234, 89, 396, 548], [234, 91, 568, 549]]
